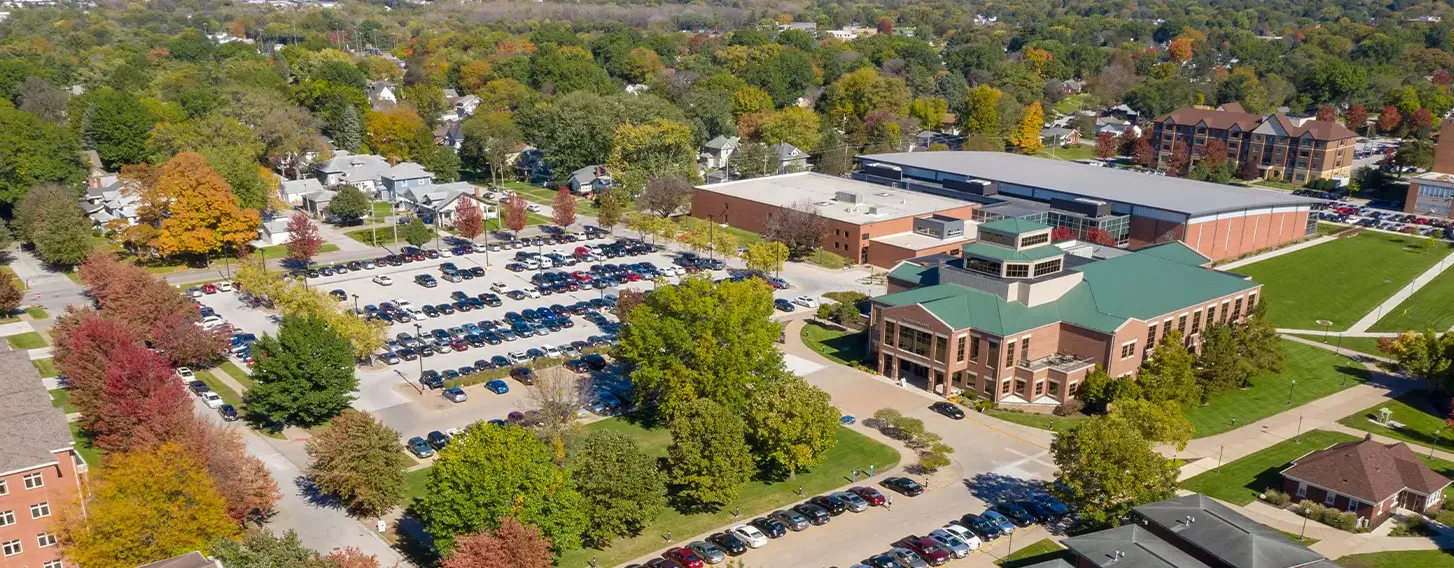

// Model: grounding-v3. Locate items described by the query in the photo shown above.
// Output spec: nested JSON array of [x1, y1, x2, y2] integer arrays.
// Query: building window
[[970, 336, 981, 361], [37, 532, 56, 548], [1034, 381, 1044, 396], [1207, 305, 1217, 323], [965, 258, 1002, 276], [1296, 482, 1307, 497], [22, 473, 42, 490], [1020, 233, 1051, 247], [1177, 315, 1187, 335], [1121, 342, 1136, 359], [897, 326, 934, 359], [1001, 380, 1011, 394], [0, 510, 14, 527], [1032, 259, 1062, 277], [30, 502, 50, 519], [1005, 263, 1029, 278], [1232, 298, 1244, 321], [0, 480, 6, 495], [1147, 323, 1158, 346], [1014, 379, 1026, 394], [934, 335, 948, 364], [1221, 301, 1230, 323], [1324, 491, 1336, 505], [987, 341, 1001, 371], [1346, 500, 1359, 513], [883, 321, 896, 347], [956, 336, 966, 363], [1191, 311, 1202, 335], [1048, 381, 1060, 396], [2, 540, 20, 557], [982, 379, 993, 394], [1247, 292, 1258, 308], [44, 561, 63, 568], [1021, 338, 1030, 362], [1005, 341, 1017, 367]]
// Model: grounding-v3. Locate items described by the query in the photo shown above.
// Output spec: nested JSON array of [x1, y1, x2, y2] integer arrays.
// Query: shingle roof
[[1134, 494, 1334, 568], [0, 344, 75, 474], [1282, 436, 1453, 503], [384, 162, 432, 180], [137, 551, 216, 568], [1155, 107, 1357, 141], [962, 242, 1063, 262]]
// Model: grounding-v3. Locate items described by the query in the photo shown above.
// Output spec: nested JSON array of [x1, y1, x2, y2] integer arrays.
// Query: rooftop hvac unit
[[868, 205, 883, 215], [835, 191, 864, 203]]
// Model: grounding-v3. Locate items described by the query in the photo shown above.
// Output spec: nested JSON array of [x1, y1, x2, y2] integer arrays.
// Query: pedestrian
[[590, 558, 598, 568], [666, 530, 672, 542]]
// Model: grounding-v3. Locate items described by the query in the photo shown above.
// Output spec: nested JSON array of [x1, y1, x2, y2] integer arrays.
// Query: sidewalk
[[1280, 333, 1394, 364], [1345, 250, 1454, 333], [1217, 236, 1335, 270]]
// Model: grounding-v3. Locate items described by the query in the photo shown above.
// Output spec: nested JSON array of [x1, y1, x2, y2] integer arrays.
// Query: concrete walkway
[[1344, 250, 1454, 333], [1218, 236, 1335, 270], [1280, 333, 1394, 364]]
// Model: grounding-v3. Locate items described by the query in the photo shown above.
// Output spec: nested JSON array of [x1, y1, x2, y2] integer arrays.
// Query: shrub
[[1389, 516, 1434, 537], [872, 407, 903, 424], [974, 400, 994, 412], [915, 450, 951, 473], [1331, 511, 1358, 532], [1053, 398, 1085, 417], [1262, 490, 1291, 507], [1299, 502, 1325, 520]]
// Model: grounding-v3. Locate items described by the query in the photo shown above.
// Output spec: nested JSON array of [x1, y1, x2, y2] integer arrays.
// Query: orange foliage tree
[[133, 152, 260, 259]]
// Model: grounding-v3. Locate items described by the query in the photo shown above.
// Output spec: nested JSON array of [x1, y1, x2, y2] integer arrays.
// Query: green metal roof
[[961, 242, 1064, 263], [980, 218, 1051, 235], [887, 262, 939, 286], [876, 246, 1257, 336], [1134, 241, 1211, 266]]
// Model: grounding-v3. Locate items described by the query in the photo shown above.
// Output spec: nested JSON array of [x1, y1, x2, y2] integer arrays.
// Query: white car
[[729, 524, 768, 548], [175, 367, 195, 380], [507, 350, 530, 364], [439, 249, 453, 258], [372, 275, 394, 286], [525, 203, 543, 213], [185, 287, 203, 298], [936, 525, 982, 551], [216, 281, 234, 292], [200, 391, 224, 409], [524, 287, 541, 298], [793, 295, 819, 308], [541, 344, 562, 358], [538, 257, 554, 269], [363, 260, 377, 269], [930, 528, 975, 558], [199, 316, 225, 329], [490, 281, 509, 292]]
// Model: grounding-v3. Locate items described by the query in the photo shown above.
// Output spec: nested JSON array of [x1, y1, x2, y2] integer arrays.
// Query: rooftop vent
[[868, 206, 883, 215], [835, 191, 864, 203], [816, 201, 834, 207], [875, 192, 894, 197]]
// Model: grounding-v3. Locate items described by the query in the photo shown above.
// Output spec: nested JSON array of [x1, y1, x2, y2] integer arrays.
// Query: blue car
[[981, 510, 1016, 535], [484, 379, 509, 394], [407, 437, 434, 459]]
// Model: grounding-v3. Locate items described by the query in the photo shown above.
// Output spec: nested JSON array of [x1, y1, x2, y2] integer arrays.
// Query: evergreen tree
[[401, 216, 436, 247], [334, 104, 362, 152], [1195, 324, 1249, 404], [245, 315, 358, 428]]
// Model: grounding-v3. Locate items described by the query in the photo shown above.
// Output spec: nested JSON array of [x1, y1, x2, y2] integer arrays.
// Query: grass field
[[1338, 390, 1454, 454], [6, 331, 47, 349], [218, 361, 256, 390], [257, 242, 340, 260], [1181, 430, 1358, 505], [49, 388, 75, 414], [1235, 232, 1448, 330], [673, 217, 760, 245], [999, 538, 1071, 567], [556, 419, 900, 568], [800, 322, 869, 366], [32, 358, 57, 378], [1285, 334, 1386, 358], [1338, 550, 1454, 568], [345, 228, 402, 246], [1182, 341, 1368, 437], [500, 180, 601, 215], [405, 467, 432, 503], [1036, 144, 1098, 162], [70, 423, 102, 468], [1317, 222, 1350, 236], [1053, 94, 1093, 116], [1369, 260, 1454, 332], [196, 370, 244, 407], [984, 409, 1088, 433]]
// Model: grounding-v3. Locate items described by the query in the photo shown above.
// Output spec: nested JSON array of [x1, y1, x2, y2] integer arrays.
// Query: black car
[[473, 359, 494, 372], [792, 502, 831, 525], [468, 267, 486, 277], [773, 298, 795, 312], [491, 355, 511, 368], [750, 516, 787, 539], [996, 502, 1037, 527], [426, 430, 450, 450], [930, 401, 965, 420], [480, 293, 502, 307], [866, 554, 899, 568], [418, 344, 436, 357], [582, 353, 608, 371], [959, 513, 1001, 541], [1031, 493, 1071, 517], [422, 305, 440, 318], [883, 477, 924, 496], [511, 367, 536, 385], [1015, 499, 1057, 523], [419, 370, 443, 389], [415, 274, 437, 287], [809, 495, 847, 516], [565, 359, 589, 372], [436, 303, 456, 315], [398, 347, 418, 361], [706, 532, 748, 556], [218, 404, 238, 421]]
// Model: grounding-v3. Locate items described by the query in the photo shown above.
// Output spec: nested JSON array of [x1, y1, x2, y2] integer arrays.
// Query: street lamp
[[351, 293, 360, 313], [413, 323, 425, 378], [1286, 379, 1297, 406], [1316, 319, 1333, 352]]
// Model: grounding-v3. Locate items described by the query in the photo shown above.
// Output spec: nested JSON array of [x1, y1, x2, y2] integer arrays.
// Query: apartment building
[[0, 343, 85, 568], [1151, 104, 1358, 183], [870, 219, 1261, 404]]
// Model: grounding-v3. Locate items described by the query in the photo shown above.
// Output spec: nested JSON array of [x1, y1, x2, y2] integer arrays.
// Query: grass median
[[1181, 430, 1358, 505]]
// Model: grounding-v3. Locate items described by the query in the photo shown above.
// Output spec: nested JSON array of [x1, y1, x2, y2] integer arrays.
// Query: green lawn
[[673, 217, 760, 245], [1183, 341, 1368, 437], [1338, 551, 1454, 568], [998, 538, 1071, 567], [1338, 390, 1454, 455], [804, 249, 850, 269], [49, 388, 75, 414], [32, 358, 57, 378], [1236, 232, 1449, 330], [1317, 222, 1349, 236], [556, 421, 900, 568], [985, 409, 1088, 434], [70, 423, 102, 468], [1053, 93, 1093, 116], [1182, 430, 1358, 505], [218, 361, 256, 390], [500, 180, 601, 214], [799, 322, 869, 366], [1274, 528, 1319, 546], [405, 467, 432, 503], [345, 228, 401, 247], [1370, 261, 1454, 332], [370, 201, 395, 220], [196, 370, 244, 407], [1036, 144, 1098, 161], [1285, 334, 1386, 359], [6, 331, 47, 349], [257, 242, 340, 260]]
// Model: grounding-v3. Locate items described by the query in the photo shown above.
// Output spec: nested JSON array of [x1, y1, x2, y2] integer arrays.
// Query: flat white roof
[[696, 172, 974, 225], [869, 232, 972, 250]]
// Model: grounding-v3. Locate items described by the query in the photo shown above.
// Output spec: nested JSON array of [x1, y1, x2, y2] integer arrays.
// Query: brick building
[[870, 219, 1261, 404], [854, 152, 1319, 262], [689, 173, 980, 268], [1280, 434, 1452, 528], [0, 343, 85, 568], [1151, 104, 1359, 183], [1404, 127, 1454, 218]]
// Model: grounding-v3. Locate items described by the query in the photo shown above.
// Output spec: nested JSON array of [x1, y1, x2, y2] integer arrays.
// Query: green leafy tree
[[666, 398, 756, 512], [459, 111, 524, 184], [606, 119, 697, 194], [1137, 329, 1198, 405], [245, 315, 358, 428], [324, 185, 371, 225], [210, 530, 329, 568], [1077, 366, 1139, 414], [400, 216, 436, 247], [1196, 323, 1249, 404], [571, 430, 668, 547], [596, 188, 625, 230], [1383, 330, 1453, 387], [1050, 406, 1182, 528], [16, 182, 92, 266], [741, 241, 790, 275], [744, 377, 840, 480], [82, 88, 156, 169], [961, 85, 1001, 139], [0, 107, 85, 205], [758, 107, 821, 152], [1235, 300, 1284, 382], [402, 84, 446, 128], [417, 423, 586, 553], [306, 411, 410, 518], [616, 277, 786, 419]]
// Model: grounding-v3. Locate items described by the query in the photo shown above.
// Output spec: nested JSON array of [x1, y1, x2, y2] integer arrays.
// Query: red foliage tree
[[1050, 226, 1076, 242], [77, 251, 193, 339], [1165, 140, 1190, 176], [442, 518, 553, 568], [1094, 132, 1118, 159], [1379, 105, 1402, 134], [1086, 228, 1117, 246], [454, 198, 485, 241], [285, 212, 324, 263], [1344, 104, 1368, 134], [1118, 129, 1139, 156], [323, 548, 382, 568], [551, 187, 577, 228], [1132, 135, 1155, 166], [1200, 138, 1229, 170], [877, 18, 893, 36], [1435, 69, 1452, 86], [613, 288, 647, 320], [1316, 105, 1336, 122], [1411, 108, 1434, 134], [186, 416, 280, 525], [89, 341, 194, 453], [52, 308, 142, 418], [503, 195, 528, 234], [150, 312, 229, 368]]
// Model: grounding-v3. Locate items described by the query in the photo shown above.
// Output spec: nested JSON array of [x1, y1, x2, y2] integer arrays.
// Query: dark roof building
[[1151, 104, 1358, 185], [1280, 434, 1452, 527], [136, 551, 220, 568]]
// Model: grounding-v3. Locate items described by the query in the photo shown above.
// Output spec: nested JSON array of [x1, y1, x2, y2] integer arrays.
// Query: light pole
[[352, 293, 359, 312], [1287, 379, 1297, 406], [414, 323, 425, 379], [1316, 319, 1333, 352], [1295, 415, 1303, 443], [1434, 428, 1443, 458]]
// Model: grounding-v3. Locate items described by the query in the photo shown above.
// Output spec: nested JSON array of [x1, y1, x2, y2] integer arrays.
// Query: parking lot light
[[414, 323, 425, 378]]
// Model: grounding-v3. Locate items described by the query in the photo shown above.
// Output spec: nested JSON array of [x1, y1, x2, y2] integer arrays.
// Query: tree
[[1234, 300, 1284, 381], [667, 398, 757, 512], [133, 153, 261, 259], [57, 443, 239, 568], [826, 68, 911, 121], [259, 105, 333, 181], [1410, 108, 1435, 137], [365, 108, 428, 162], [88, 341, 194, 453], [189, 417, 280, 525], [246, 315, 359, 428], [596, 189, 625, 230], [81, 88, 156, 169], [285, 212, 325, 263], [1344, 104, 1368, 134], [400, 216, 436, 248], [1165, 140, 1191, 176], [1077, 366, 1139, 414], [333, 105, 363, 152], [1383, 330, 1453, 386], [909, 97, 950, 131], [1379, 105, 1402, 134], [1009, 102, 1045, 155], [454, 198, 484, 242], [149, 312, 229, 368], [1050, 411, 1181, 528], [306, 411, 411, 518], [1196, 324, 1249, 404], [1200, 138, 1229, 170], [606, 119, 697, 194], [0, 107, 85, 205], [763, 200, 830, 257], [741, 241, 790, 275], [325, 185, 372, 225], [732, 142, 776, 178], [617, 277, 787, 419], [1316, 105, 1336, 122], [1132, 136, 1155, 166], [758, 107, 822, 152], [75, 252, 194, 339], [504, 195, 528, 234], [211, 530, 328, 568], [572, 430, 668, 547], [14, 182, 92, 266], [552, 187, 577, 228], [53, 308, 141, 417], [962, 86, 1002, 140], [1168, 38, 1193, 62], [402, 84, 447, 128], [322, 548, 382, 568], [459, 111, 524, 184], [624, 47, 664, 83], [1137, 329, 1198, 405], [731, 87, 774, 118], [417, 423, 586, 553], [0, 275, 19, 315], [639, 175, 694, 217], [526, 366, 589, 462], [442, 518, 554, 568], [1094, 132, 1117, 159], [744, 377, 840, 480]]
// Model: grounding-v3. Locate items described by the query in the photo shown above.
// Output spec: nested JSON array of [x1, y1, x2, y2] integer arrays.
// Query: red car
[[201, 283, 218, 294], [450, 340, 469, 352], [662, 548, 704, 568], [898, 535, 951, 566], [572, 271, 593, 282], [848, 486, 886, 506]]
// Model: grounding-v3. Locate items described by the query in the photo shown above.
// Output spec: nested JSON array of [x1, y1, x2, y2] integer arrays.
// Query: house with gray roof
[[279, 176, 325, 205], [700, 135, 740, 170], [569, 165, 614, 195], [398, 181, 496, 226], [379, 162, 433, 202], [367, 80, 397, 110], [82, 174, 140, 229], [872, 218, 1261, 402], [313, 152, 394, 197], [773, 142, 809, 173]]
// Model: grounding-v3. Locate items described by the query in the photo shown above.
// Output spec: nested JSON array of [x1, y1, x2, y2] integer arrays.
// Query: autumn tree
[[1410, 108, 1434, 136], [1344, 104, 1368, 134], [0, 275, 20, 315], [132, 152, 261, 259], [667, 398, 757, 512], [149, 312, 229, 368], [606, 119, 697, 194], [52, 308, 140, 416], [323, 548, 382, 568], [246, 315, 359, 428], [744, 377, 840, 480], [286, 212, 325, 263], [1009, 101, 1045, 154], [741, 240, 790, 275], [551, 187, 577, 228], [962, 86, 1002, 139], [76, 251, 194, 338], [1379, 105, 1402, 134], [1316, 105, 1336, 122], [365, 107, 428, 162], [1168, 38, 1194, 62], [188, 417, 280, 525], [1165, 140, 1191, 176], [763, 200, 829, 258], [1132, 135, 1155, 166], [596, 189, 625, 229], [639, 175, 694, 218], [57, 443, 239, 568], [88, 341, 194, 453], [442, 518, 554, 568], [1094, 132, 1118, 159], [504, 195, 528, 234], [572, 430, 668, 547], [454, 197, 485, 241], [306, 411, 411, 518]]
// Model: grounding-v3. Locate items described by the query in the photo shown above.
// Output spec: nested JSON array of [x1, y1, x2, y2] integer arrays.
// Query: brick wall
[[0, 450, 85, 568]]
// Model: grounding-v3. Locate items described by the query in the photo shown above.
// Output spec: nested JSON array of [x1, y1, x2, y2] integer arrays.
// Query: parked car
[[372, 275, 393, 286], [792, 502, 831, 525], [980, 510, 1016, 535], [934, 525, 982, 552], [407, 437, 434, 458], [442, 387, 468, 403], [928, 528, 975, 558], [773, 298, 795, 312], [218, 404, 238, 421], [793, 295, 819, 308], [1031, 493, 1070, 517], [808, 495, 848, 516], [930, 401, 965, 420], [727, 524, 767, 548], [484, 379, 509, 394], [959, 513, 1002, 540], [684, 541, 725, 565], [426, 431, 450, 450], [897, 535, 951, 566], [510, 367, 536, 385], [831, 490, 870, 512], [769, 509, 809, 531], [996, 502, 1037, 527], [662, 547, 704, 568], [883, 477, 925, 496], [886, 548, 929, 568], [848, 485, 887, 506], [749, 516, 788, 539], [706, 532, 748, 556]]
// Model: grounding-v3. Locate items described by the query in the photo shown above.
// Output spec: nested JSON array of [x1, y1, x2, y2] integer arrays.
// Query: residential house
[[915, 131, 958, 150], [301, 189, 338, 218], [777, 22, 817, 32], [0, 341, 86, 568], [1096, 116, 1142, 138], [1151, 103, 1358, 183], [1053, 79, 1085, 96], [453, 94, 481, 117], [367, 80, 397, 110], [434, 121, 464, 151], [1281, 433, 1453, 528], [513, 147, 550, 184], [81, 174, 139, 230], [313, 152, 393, 197], [399, 182, 496, 226], [568, 165, 613, 195], [1105, 104, 1140, 122], [279, 176, 325, 205], [379, 162, 434, 203], [1040, 126, 1082, 146], [700, 136, 740, 170], [257, 216, 293, 246], [773, 143, 809, 173]]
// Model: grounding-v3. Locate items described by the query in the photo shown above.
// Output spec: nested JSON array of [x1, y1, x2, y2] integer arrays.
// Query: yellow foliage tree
[[606, 119, 698, 194], [731, 86, 775, 118], [57, 443, 239, 568], [828, 68, 911, 121], [365, 108, 427, 163], [135, 153, 260, 259], [1009, 101, 1045, 155]]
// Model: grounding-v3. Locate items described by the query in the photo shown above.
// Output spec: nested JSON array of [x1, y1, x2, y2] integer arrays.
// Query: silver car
[[686, 540, 726, 565], [770, 509, 810, 531], [888, 547, 929, 568], [928, 528, 972, 558], [832, 490, 870, 512]]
